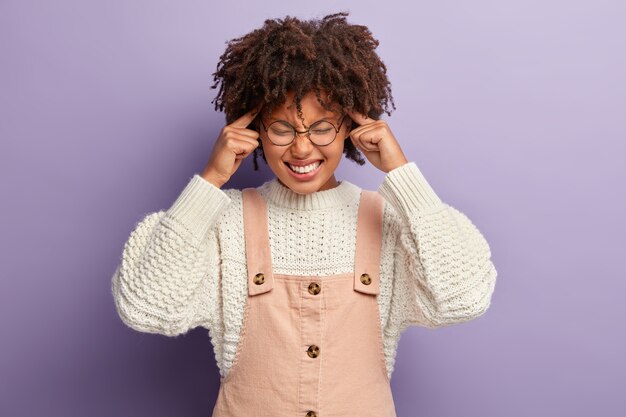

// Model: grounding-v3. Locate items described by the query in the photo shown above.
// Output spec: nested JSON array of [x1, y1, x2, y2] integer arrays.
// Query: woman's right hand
[[201, 104, 263, 188]]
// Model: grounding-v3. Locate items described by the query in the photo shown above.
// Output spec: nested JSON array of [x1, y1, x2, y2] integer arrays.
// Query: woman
[[112, 11, 498, 416]]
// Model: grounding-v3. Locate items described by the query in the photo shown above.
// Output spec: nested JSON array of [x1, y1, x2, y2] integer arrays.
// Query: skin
[[201, 90, 409, 193], [258, 90, 352, 194]]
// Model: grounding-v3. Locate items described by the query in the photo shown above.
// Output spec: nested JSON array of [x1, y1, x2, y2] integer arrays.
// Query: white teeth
[[288, 161, 321, 174]]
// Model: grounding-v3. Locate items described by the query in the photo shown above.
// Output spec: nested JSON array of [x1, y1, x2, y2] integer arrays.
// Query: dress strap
[[354, 190, 384, 295], [242, 187, 384, 296], [242, 188, 274, 296]]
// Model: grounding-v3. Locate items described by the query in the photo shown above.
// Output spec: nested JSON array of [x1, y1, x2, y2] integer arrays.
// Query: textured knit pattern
[[111, 162, 498, 380]]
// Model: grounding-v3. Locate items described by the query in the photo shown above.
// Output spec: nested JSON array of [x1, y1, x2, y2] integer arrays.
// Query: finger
[[229, 135, 260, 149], [225, 127, 259, 139], [349, 134, 367, 154], [349, 120, 379, 138], [347, 109, 375, 127], [231, 139, 259, 159], [351, 127, 382, 152], [231, 103, 264, 128], [361, 128, 384, 148]]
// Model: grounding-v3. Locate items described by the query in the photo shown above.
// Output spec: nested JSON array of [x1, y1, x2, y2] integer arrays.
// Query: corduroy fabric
[[211, 187, 396, 417]]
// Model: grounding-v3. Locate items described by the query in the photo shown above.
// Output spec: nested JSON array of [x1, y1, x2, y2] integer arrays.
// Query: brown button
[[360, 273, 372, 285], [307, 345, 320, 358], [308, 282, 321, 295], [306, 411, 317, 417], [253, 273, 265, 285]]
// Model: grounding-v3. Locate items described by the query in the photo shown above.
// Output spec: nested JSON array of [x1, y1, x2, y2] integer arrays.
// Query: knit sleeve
[[378, 162, 498, 329], [111, 174, 232, 337]]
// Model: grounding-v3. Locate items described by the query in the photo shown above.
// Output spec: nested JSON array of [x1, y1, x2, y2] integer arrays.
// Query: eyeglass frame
[[259, 114, 347, 147]]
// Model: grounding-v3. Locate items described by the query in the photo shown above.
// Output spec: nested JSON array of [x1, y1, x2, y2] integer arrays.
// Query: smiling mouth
[[284, 160, 323, 173]]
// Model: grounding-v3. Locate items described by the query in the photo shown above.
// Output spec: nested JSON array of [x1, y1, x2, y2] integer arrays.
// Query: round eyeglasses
[[260, 115, 346, 146]]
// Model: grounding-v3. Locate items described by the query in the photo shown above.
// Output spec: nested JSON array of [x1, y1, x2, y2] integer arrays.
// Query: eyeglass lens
[[268, 120, 337, 146]]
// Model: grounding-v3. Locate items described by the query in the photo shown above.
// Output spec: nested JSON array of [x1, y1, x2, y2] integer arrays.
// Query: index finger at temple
[[347, 109, 374, 127], [231, 103, 264, 128]]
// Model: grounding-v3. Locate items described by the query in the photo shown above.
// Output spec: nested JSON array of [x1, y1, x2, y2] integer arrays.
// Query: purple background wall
[[2, 1, 624, 416]]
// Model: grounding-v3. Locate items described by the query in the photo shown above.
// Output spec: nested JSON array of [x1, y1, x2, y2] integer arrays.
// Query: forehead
[[269, 90, 340, 121]]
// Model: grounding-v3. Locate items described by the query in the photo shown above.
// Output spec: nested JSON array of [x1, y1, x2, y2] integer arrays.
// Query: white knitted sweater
[[111, 162, 497, 380]]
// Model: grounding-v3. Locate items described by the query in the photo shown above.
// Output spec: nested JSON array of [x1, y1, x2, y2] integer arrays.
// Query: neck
[[259, 177, 360, 210]]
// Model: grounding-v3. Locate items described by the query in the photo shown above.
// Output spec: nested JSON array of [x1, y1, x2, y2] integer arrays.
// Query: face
[[257, 90, 352, 194]]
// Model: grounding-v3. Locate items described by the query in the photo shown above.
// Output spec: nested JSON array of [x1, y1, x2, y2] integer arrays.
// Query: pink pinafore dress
[[211, 186, 397, 417]]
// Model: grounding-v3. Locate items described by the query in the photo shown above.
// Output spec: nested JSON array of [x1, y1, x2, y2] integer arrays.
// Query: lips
[[285, 160, 319, 171], [284, 160, 323, 179], [284, 159, 323, 167]]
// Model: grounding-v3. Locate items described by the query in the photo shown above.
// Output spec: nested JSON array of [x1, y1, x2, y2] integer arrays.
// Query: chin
[[278, 175, 326, 195], [284, 178, 322, 194]]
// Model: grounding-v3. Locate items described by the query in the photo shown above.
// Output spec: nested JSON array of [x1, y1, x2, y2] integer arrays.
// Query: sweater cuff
[[377, 162, 444, 219], [165, 174, 231, 240]]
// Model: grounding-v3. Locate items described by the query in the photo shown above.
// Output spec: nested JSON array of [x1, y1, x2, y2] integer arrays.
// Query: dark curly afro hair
[[210, 11, 396, 170]]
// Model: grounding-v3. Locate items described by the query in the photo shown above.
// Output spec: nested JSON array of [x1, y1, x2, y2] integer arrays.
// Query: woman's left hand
[[346, 110, 409, 173]]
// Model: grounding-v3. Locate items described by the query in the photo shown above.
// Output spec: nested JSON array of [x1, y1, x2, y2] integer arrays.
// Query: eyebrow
[[268, 116, 334, 123]]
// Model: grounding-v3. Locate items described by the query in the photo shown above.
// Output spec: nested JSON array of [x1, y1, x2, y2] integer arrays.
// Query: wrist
[[385, 158, 409, 173], [200, 169, 227, 188]]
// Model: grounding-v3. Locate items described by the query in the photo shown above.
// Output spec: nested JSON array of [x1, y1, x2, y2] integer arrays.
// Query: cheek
[[329, 137, 346, 158], [260, 139, 281, 160]]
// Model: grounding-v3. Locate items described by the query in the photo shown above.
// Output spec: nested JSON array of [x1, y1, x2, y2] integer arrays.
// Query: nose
[[290, 131, 315, 155]]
